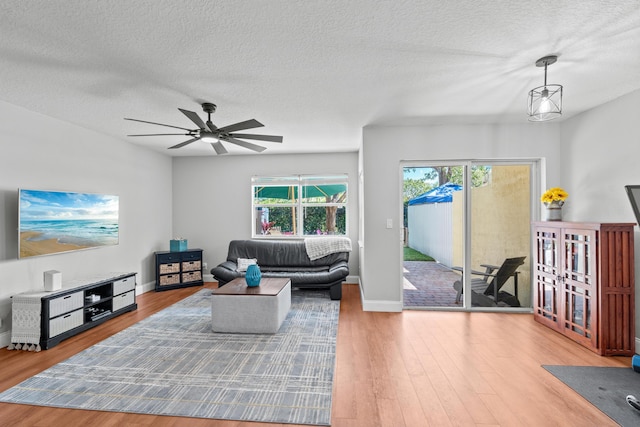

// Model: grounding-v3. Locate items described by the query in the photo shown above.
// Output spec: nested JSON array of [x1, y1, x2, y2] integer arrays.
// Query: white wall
[[560, 90, 640, 222], [560, 89, 640, 337], [172, 152, 359, 277], [0, 100, 173, 338], [361, 123, 561, 310]]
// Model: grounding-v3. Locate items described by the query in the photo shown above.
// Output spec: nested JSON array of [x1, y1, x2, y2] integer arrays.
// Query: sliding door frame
[[401, 158, 542, 312]]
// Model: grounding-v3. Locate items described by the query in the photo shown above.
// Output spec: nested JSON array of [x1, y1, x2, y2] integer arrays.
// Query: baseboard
[[358, 278, 402, 312], [203, 273, 215, 282], [0, 330, 11, 349], [361, 299, 403, 312], [345, 275, 359, 284], [137, 280, 156, 295]]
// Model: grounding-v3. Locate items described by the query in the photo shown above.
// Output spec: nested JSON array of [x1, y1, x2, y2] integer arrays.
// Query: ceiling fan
[[125, 102, 283, 154]]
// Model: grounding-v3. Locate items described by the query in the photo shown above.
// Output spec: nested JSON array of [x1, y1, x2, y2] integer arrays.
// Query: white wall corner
[[137, 281, 156, 295], [0, 330, 11, 349], [345, 275, 359, 284], [357, 276, 401, 311], [358, 283, 402, 312], [361, 298, 403, 312]]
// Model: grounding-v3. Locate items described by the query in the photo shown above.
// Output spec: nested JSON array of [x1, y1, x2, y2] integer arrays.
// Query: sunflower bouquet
[[541, 187, 568, 205]]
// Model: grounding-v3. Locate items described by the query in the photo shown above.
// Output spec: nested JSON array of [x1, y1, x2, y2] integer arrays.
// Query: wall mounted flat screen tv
[[625, 185, 640, 227], [19, 189, 119, 259]]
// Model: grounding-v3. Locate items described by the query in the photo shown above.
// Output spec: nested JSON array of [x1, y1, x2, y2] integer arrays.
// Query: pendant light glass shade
[[527, 55, 563, 122]]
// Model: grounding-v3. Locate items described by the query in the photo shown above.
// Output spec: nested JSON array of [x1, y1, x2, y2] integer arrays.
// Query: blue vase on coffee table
[[245, 264, 262, 287]]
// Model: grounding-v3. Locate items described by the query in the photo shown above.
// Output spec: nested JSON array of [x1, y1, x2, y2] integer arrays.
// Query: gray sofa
[[211, 239, 350, 300]]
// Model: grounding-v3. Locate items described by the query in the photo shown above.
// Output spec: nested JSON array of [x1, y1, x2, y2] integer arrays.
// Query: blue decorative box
[[170, 239, 188, 252]]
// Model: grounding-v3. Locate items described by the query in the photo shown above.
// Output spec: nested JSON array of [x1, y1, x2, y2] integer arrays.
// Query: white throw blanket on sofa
[[304, 237, 352, 261]]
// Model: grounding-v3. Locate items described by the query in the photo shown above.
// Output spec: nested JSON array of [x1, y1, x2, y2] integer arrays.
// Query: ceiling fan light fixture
[[125, 101, 283, 154], [527, 55, 563, 122], [199, 132, 217, 143]]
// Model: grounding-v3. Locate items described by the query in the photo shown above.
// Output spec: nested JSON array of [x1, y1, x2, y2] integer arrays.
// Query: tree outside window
[[253, 175, 348, 237]]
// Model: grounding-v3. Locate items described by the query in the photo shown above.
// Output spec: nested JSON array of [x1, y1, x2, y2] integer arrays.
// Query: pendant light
[[527, 55, 563, 121]]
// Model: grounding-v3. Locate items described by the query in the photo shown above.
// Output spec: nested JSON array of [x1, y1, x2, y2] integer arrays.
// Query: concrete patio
[[403, 261, 461, 308]]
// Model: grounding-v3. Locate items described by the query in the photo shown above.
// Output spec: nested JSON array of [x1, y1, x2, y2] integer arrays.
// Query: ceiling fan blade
[[178, 108, 207, 129], [168, 137, 200, 149], [127, 133, 190, 137], [211, 141, 228, 155], [124, 117, 193, 131], [218, 119, 264, 133], [222, 136, 267, 153], [206, 120, 218, 131], [229, 133, 283, 143]]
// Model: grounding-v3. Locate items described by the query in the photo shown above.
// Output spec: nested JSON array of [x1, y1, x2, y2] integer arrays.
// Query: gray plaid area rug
[[0, 288, 339, 426]]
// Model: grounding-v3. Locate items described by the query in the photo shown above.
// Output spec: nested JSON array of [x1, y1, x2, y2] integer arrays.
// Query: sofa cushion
[[261, 265, 329, 273], [227, 239, 348, 267], [236, 257, 257, 272], [212, 239, 350, 300]]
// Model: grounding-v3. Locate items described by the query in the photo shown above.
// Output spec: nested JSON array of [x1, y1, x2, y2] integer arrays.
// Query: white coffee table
[[211, 277, 291, 333]]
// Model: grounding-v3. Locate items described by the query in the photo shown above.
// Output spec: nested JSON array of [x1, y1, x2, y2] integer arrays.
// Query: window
[[252, 175, 348, 237]]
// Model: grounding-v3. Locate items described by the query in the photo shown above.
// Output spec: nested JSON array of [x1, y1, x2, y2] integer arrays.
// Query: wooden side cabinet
[[532, 221, 635, 356], [155, 248, 204, 291]]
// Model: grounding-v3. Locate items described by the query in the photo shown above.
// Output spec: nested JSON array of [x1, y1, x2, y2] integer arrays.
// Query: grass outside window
[[403, 247, 434, 261]]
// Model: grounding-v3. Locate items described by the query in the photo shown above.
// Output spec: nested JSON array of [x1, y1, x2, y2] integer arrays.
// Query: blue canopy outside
[[408, 183, 462, 206]]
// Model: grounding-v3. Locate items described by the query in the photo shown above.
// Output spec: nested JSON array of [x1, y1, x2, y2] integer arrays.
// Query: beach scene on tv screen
[[19, 189, 119, 258]]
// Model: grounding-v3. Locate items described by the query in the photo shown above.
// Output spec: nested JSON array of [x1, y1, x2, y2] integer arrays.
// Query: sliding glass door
[[402, 160, 536, 311], [403, 164, 464, 308], [465, 162, 532, 310]]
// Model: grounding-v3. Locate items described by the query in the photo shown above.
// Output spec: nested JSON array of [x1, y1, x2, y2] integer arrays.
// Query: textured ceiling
[[1, 1, 639, 156]]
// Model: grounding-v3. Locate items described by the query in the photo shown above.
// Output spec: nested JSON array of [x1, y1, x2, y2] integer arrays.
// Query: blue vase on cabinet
[[245, 264, 262, 287]]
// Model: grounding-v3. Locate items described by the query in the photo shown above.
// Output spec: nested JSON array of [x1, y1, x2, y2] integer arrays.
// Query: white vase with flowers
[[541, 187, 568, 221]]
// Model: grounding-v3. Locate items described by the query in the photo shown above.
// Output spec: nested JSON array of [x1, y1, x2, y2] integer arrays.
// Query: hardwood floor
[[0, 283, 628, 426]]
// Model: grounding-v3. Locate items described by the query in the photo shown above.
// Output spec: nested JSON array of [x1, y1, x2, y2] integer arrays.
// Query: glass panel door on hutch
[[532, 222, 635, 356]]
